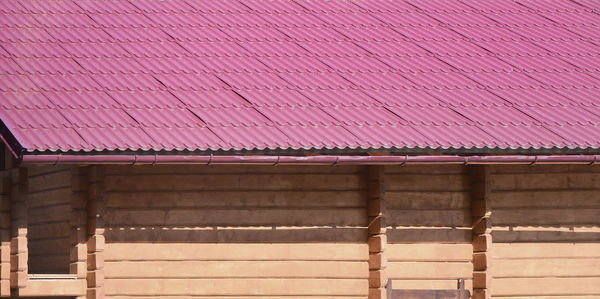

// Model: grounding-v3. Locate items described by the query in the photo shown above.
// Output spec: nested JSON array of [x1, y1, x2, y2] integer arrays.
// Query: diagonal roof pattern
[[1, 0, 600, 153]]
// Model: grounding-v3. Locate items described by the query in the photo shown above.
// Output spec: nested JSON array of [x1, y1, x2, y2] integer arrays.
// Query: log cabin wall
[[26, 166, 72, 274], [489, 165, 600, 297], [101, 165, 369, 298], [383, 165, 474, 293]]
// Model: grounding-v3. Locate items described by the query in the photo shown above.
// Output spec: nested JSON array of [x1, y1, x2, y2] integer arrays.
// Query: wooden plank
[[17, 278, 86, 296], [105, 243, 368, 261], [27, 170, 71, 193], [28, 222, 70, 239], [105, 260, 368, 279], [493, 243, 600, 259], [104, 227, 367, 243], [105, 165, 362, 175], [387, 244, 472, 262], [490, 190, 600, 209], [387, 262, 472, 279], [106, 208, 366, 226], [29, 187, 71, 207], [491, 173, 600, 191], [386, 191, 470, 209], [493, 230, 600, 243], [492, 277, 600, 296], [387, 228, 471, 243], [105, 174, 365, 192], [490, 164, 600, 174], [493, 208, 600, 226], [384, 174, 469, 192], [28, 204, 70, 223], [387, 209, 470, 227], [493, 258, 600, 278], [104, 278, 369, 296], [105, 190, 366, 209], [385, 279, 473, 292], [107, 296, 365, 299], [26, 165, 71, 177], [384, 165, 466, 175]]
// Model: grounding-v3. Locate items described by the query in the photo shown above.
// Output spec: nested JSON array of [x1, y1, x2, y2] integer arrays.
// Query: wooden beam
[[71, 166, 89, 299], [10, 168, 28, 290], [87, 166, 105, 299], [367, 166, 387, 299], [0, 175, 11, 296], [469, 166, 492, 299]]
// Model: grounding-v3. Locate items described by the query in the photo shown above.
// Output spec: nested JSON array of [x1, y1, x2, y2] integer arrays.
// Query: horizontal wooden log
[[493, 208, 600, 226], [384, 174, 469, 192], [386, 191, 470, 209], [27, 165, 71, 177], [492, 277, 600, 296], [28, 204, 71, 223], [384, 279, 473, 291], [387, 244, 472, 262], [492, 243, 600, 259], [107, 297, 367, 299], [105, 190, 366, 209], [105, 260, 368, 279], [387, 262, 472, 279], [28, 238, 70, 255], [104, 227, 367, 243], [104, 278, 369, 296], [28, 222, 70, 239], [492, 230, 600, 243], [17, 278, 86, 297], [105, 165, 362, 175], [387, 209, 470, 227], [384, 165, 466, 175], [105, 243, 368, 261], [28, 170, 71, 193], [105, 208, 366, 226], [492, 173, 600, 191], [493, 258, 600, 278], [490, 190, 600, 209], [29, 187, 71, 207], [105, 174, 365, 192], [387, 228, 471, 243], [490, 164, 600, 174]]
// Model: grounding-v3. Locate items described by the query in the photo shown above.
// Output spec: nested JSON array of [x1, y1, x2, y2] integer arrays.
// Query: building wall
[[26, 166, 72, 274], [489, 165, 600, 297], [383, 165, 473, 292], [101, 165, 369, 298]]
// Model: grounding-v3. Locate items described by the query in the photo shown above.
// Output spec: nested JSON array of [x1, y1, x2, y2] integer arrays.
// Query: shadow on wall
[[103, 165, 369, 243]]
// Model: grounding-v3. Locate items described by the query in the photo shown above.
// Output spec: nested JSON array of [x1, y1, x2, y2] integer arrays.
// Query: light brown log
[[104, 260, 368, 279], [104, 278, 369, 296], [492, 258, 600, 278], [387, 244, 472, 262], [492, 243, 600, 259], [387, 262, 472, 279], [105, 243, 368, 261], [492, 277, 600, 296]]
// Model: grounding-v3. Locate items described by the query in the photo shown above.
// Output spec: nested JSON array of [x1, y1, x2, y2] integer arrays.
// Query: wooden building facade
[[1, 152, 598, 298]]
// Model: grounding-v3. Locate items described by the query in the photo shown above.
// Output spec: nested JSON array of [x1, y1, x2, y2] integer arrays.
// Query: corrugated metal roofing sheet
[[1, 0, 599, 153]]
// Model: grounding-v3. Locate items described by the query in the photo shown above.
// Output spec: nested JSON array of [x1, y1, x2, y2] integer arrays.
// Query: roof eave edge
[[19, 154, 600, 166]]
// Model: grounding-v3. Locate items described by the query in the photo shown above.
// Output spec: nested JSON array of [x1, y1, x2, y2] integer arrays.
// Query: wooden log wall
[[26, 166, 72, 274], [489, 165, 600, 298], [101, 165, 369, 298], [383, 165, 474, 292]]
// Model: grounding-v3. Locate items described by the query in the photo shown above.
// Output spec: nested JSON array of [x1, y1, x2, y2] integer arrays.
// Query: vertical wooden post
[[367, 166, 387, 299], [87, 166, 105, 299], [71, 166, 88, 299], [0, 176, 11, 296], [10, 168, 28, 290], [469, 166, 492, 299]]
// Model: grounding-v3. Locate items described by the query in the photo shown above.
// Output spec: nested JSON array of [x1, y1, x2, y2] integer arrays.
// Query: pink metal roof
[[1, 0, 600, 154]]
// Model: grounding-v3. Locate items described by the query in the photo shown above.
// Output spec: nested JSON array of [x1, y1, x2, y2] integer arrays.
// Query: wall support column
[[367, 166, 387, 299], [0, 176, 11, 296], [469, 166, 492, 299], [87, 166, 105, 299], [71, 166, 89, 299], [10, 168, 28, 292]]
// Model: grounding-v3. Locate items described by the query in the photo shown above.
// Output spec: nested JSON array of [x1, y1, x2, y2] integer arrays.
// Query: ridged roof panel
[[1, 0, 599, 153]]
